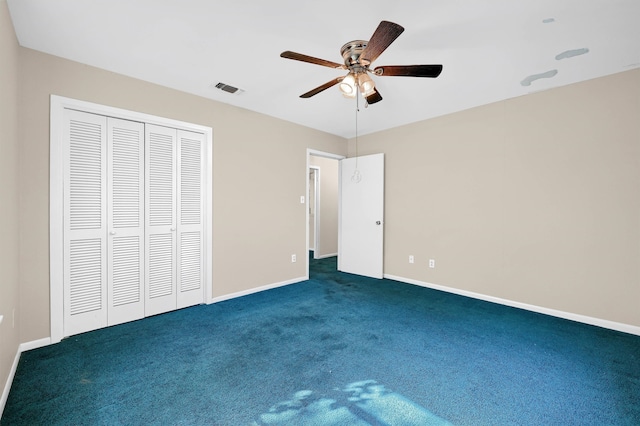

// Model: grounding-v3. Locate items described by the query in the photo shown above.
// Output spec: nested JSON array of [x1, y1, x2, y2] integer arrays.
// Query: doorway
[[306, 149, 344, 277]]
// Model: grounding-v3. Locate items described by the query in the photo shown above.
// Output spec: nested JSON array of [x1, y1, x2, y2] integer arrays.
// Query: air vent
[[213, 82, 244, 95]]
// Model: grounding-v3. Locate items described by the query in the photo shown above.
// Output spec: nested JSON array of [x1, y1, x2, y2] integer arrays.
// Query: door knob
[[376, 221, 381, 225]]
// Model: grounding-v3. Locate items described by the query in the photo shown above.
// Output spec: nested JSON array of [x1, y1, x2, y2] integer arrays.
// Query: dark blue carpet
[[2, 255, 639, 425]]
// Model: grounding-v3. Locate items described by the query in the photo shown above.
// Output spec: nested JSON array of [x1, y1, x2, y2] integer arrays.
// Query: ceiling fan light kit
[[280, 21, 443, 105], [357, 73, 375, 96], [339, 73, 357, 97]]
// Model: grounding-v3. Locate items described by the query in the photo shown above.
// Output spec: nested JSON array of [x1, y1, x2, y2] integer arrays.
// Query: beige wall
[[0, 0, 20, 405], [17, 48, 346, 342], [350, 69, 640, 327], [310, 155, 339, 257]]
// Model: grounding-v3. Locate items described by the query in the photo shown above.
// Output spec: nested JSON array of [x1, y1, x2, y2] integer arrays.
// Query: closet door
[[177, 130, 205, 308], [107, 118, 145, 325], [63, 110, 108, 336], [145, 124, 177, 316]]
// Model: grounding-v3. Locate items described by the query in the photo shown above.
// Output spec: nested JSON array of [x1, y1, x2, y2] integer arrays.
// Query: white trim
[[1, 337, 52, 416], [338, 160, 342, 272], [309, 166, 320, 255], [0, 348, 19, 417], [19, 338, 52, 352], [205, 129, 214, 304], [307, 149, 345, 161], [50, 95, 213, 343], [50, 98, 65, 343], [384, 274, 640, 336], [208, 277, 307, 305], [315, 252, 338, 259], [51, 95, 213, 133]]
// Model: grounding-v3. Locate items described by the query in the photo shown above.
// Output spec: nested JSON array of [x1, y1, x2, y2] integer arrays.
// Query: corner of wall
[[0, 0, 22, 418]]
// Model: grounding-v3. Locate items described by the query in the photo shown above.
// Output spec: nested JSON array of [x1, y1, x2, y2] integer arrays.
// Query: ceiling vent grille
[[213, 82, 244, 95]]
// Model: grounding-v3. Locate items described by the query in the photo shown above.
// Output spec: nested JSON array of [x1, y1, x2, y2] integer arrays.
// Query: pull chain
[[351, 85, 362, 183]]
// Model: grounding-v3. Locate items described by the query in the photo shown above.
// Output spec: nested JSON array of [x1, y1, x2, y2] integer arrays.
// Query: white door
[[63, 109, 108, 336], [176, 130, 205, 308], [145, 124, 177, 316], [107, 117, 145, 326], [339, 153, 384, 279]]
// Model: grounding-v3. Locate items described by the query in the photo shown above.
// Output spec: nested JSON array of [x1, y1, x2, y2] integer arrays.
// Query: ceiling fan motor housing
[[341, 40, 369, 69]]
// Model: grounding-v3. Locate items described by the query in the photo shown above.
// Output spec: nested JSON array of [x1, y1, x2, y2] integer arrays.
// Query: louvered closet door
[[177, 130, 205, 308], [63, 110, 108, 336], [107, 118, 145, 326], [145, 124, 177, 316]]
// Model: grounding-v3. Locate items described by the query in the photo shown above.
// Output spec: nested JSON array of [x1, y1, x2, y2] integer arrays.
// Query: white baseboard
[[384, 274, 640, 336], [0, 348, 20, 418], [209, 276, 307, 305], [19, 337, 51, 352], [1, 337, 52, 417], [314, 253, 337, 260]]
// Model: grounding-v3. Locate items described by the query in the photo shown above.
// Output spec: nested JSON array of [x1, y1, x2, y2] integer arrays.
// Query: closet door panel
[[107, 118, 145, 326], [177, 130, 205, 308], [63, 110, 108, 336], [145, 124, 177, 316]]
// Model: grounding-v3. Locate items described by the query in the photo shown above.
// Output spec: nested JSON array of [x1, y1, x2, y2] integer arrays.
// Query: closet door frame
[[50, 95, 213, 344]]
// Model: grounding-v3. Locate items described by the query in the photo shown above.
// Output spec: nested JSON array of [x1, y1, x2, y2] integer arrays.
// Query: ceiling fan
[[280, 21, 443, 105]]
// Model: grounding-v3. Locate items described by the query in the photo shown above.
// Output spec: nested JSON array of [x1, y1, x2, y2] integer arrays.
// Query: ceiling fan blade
[[374, 64, 443, 78], [360, 21, 405, 64], [365, 88, 383, 105], [280, 51, 346, 69], [300, 77, 344, 98]]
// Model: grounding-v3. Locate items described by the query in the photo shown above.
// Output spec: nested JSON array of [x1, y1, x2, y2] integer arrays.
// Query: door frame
[[306, 149, 345, 278], [309, 166, 320, 255], [50, 95, 213, 344]]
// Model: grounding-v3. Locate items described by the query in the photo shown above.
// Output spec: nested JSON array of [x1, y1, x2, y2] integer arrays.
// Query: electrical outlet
[[409, 255, 414, 264], [429, 259, 435, 268], [291, 254, 297, 263]]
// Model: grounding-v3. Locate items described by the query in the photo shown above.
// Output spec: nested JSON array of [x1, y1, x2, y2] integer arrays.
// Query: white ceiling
[[7, 0, 640, 138]]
